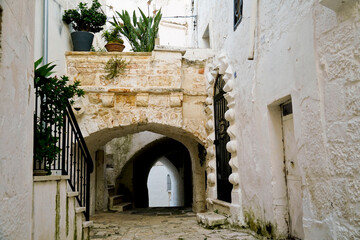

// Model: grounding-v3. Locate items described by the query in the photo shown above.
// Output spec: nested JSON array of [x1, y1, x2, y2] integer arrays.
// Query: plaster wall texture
[[32, 179, 58, 240], [33, 176, 89, 240], [148, 162, 171, 207], [148, 157, 184, 207], [0, 1, 35, 239], [104, 132, 164, 187], [196, 0, 360, 238]]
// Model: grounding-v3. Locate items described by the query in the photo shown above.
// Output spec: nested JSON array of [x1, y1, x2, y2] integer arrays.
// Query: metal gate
[[213, 75, 232, 202]]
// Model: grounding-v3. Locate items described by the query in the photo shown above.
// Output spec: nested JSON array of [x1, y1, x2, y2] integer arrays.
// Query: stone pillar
[[95, 150, 107, 211]]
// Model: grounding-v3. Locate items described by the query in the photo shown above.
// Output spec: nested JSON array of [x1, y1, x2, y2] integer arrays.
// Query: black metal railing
[[34, 90, 93, 220]]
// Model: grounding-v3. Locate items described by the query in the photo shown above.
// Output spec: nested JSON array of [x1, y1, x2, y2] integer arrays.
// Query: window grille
[[213, 75, 232, 202], [167, 174, 171, 191]]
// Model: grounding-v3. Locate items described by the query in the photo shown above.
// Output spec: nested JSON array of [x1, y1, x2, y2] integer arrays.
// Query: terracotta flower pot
[[105, 43, 125, 52]]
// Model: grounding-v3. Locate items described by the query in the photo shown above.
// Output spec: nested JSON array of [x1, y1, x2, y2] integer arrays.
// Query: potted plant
[[62, 0, 107, 51], [110, 8, 162, 52], [102, 27, 125, 52]]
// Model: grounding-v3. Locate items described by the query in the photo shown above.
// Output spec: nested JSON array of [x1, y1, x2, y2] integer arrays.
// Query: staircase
[[33, 176, 92, 240], [33, 69, 94, 239], [108, 184, 133, 212]]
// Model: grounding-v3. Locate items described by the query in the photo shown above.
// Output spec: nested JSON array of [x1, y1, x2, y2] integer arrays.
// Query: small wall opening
[[201, 25, 210, 48], [147, 157, 184, 207]]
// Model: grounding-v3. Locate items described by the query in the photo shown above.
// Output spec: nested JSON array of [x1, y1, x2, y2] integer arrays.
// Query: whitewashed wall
[[0, 1, 35, 239], [34, 0, 107, 75], [196, 0, 360, 239], [104, 132, 164, 187], [148, 157, 184, 207]]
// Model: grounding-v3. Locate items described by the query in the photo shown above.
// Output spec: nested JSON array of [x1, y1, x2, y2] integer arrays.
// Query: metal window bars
[[33, 87, 93, 221]]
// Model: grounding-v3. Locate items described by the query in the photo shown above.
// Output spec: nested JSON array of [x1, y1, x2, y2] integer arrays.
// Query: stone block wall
[[66, 49, 210, 214], [309, 2, 360, 238], [65, 50, 209, 148]]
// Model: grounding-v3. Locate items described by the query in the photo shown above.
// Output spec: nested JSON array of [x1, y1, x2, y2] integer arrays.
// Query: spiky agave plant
[[110, 8, 162, 52]]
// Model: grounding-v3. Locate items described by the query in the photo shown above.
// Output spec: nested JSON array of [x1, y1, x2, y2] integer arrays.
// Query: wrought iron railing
[[34, 90, 93, 220]]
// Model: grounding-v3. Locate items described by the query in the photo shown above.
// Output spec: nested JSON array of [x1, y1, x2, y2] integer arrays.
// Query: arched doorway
[[120, 137, 192, 208], [87, 124, 206, 214], [213, 74, 232, 202], [147, 157, 184, 207]]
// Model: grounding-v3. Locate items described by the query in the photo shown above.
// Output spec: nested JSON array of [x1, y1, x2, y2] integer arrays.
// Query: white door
[[282, 107, 304, 239]]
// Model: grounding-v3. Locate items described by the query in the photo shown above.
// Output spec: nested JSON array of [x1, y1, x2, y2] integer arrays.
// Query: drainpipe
[[43, 0, 49, 64]]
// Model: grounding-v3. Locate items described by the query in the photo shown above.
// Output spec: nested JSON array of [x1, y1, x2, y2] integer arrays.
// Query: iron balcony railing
[[34, 89, 93, 221]]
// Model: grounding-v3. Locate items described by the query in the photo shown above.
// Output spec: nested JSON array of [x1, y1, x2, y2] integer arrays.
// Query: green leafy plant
[[91, 46, 107, 52], [34, 58, 84, 174], [110, 8, 162, 52], [104, 57, 129, 79], [62, 0, 106, 33], [102, 27, 124, 44]]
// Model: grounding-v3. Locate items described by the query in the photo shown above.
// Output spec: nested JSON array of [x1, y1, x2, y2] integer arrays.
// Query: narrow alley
[[90, 208, 258, 240]]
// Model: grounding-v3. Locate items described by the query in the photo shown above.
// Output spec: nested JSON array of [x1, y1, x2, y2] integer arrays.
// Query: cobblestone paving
[[90, 208, 258, 240]]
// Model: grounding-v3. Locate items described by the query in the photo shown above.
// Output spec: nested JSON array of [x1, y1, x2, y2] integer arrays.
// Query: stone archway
[[80, 123, 206, 214], [116, 137, 192, 208], [66, 50, 211, 214]]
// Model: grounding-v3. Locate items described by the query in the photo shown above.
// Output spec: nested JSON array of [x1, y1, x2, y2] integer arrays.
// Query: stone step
[[109, 202, 132, 212], [196, 212, 228, 229], [75, 207, 86, 213], [67, 191, 79, 197], [82, 221, 93, 228], [107, 185, 116, 196], [109, 194, 126, 206]]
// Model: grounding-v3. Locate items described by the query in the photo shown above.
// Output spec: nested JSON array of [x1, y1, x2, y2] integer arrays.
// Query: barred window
[[234, 0, 243, 30], [167, 174, 171, 191]]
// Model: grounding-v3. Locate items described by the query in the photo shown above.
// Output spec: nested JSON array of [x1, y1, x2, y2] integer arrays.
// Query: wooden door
[[282, 102, 304, 239]]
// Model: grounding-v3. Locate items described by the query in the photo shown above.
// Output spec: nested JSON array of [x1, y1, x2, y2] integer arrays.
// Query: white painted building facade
[[195, 0, 360, 239]]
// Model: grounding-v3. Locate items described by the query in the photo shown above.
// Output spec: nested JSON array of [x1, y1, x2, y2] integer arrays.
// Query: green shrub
[[34, 58, 84, 173], [62, 0, 106, 33], [102, 27, 124, 44]]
